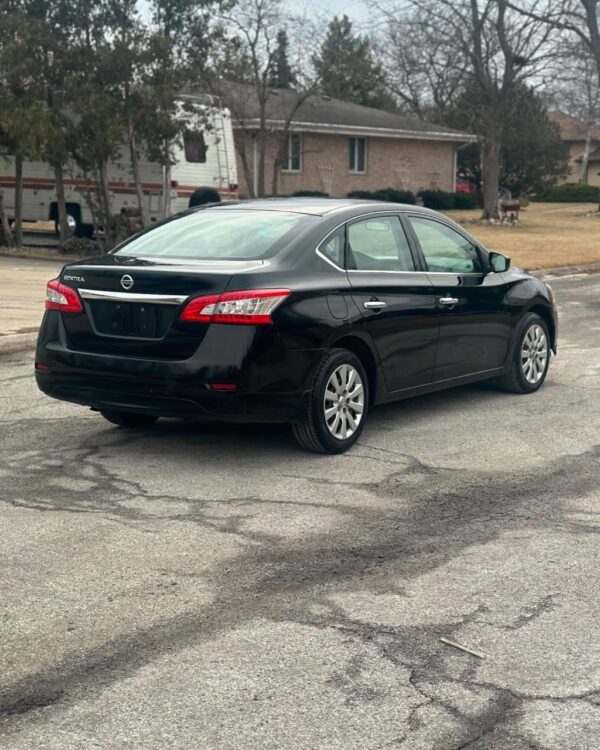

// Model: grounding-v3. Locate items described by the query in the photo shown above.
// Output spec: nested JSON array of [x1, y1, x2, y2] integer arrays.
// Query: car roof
[[209, 197, 436, 218]]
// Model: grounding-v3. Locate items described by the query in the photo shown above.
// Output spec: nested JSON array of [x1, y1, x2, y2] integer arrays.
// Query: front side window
[[285, 132, 302, 171], [184, 131, 207, 163], [349, 137, 366, 173], [347, 216, 415, 272], [408, 217, 482, 273], [114, 209, 313, 261]]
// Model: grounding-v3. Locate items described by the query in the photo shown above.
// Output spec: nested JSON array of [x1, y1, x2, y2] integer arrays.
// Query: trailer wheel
[[54, 213, 77, 238], [51, 203, 91, 238]]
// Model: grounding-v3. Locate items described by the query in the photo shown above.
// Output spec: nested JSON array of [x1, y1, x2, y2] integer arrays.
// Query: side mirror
[[489, 252, 510, 273]]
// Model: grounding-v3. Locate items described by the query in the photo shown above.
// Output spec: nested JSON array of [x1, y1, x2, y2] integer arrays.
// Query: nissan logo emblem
[[120, 274, 134, 291]]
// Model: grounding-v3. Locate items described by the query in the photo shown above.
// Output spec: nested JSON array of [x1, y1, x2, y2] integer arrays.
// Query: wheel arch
[[528, 303, 557, 353], [331, 334, 380, 405], [49, 201, 82, 223]]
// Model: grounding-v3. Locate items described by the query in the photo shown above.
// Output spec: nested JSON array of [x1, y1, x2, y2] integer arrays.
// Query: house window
[[284, 132, 302, 172], [184, 131, 207, 163], [349, 137, 366, 173]]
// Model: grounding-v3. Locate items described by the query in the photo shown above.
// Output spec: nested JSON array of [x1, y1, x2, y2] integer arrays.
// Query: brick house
[[549, 111, 600, 186], [224, 85, 473, 198]]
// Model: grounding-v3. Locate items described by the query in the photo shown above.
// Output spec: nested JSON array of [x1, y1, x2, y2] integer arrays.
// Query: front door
[[406, 215, 512, 381], [346, 214, 439, 392]]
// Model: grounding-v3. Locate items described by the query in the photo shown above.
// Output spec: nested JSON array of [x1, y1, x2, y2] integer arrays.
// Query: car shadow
[[95, 380, 509, 458]]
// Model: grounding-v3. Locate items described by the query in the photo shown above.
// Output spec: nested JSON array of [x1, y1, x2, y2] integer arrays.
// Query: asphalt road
[[0, 273, 599, 749]]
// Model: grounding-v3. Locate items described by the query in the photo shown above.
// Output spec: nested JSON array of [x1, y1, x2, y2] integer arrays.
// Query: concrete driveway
[[0, 255, 64, 337], [0, 273, 598, 749]]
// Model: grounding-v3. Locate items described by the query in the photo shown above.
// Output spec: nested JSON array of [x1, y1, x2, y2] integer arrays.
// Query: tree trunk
[[162, 141, 171, 220], [236, 138, 255, 198], [53, 162, 69, 242], [14, 152, 23, 246], [481, 123, 502, 220], [128, 113, 149, 227], [0, 190, 14, 247], [98, 161, 113, 247], [580, 127, 592, 185], [257, 106, 267, 197]]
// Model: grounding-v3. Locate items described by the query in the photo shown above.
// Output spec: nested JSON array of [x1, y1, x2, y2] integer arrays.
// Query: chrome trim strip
[[313, 210, 485, 276], [79, 289, 187, 305], [69, 259, 269, 274]]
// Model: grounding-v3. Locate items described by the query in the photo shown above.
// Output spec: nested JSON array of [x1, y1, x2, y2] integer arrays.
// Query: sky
[[290, 0, 369, 26], [139, 0, 371, 28]]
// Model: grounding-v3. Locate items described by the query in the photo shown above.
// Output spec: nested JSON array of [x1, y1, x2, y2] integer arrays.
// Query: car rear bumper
[[35, 315, 321, 423], [35, 370, 307, 422]]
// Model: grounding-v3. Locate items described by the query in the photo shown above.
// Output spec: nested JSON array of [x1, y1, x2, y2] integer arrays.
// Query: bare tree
[[213, 0, 320, 197], [374, 1, 556, 219], [548, 38, 600, 183], [510, 1, 600, 201], [373, 6, 468, 120], [510, 1, 600, 76], [216, 0, 283, 197]]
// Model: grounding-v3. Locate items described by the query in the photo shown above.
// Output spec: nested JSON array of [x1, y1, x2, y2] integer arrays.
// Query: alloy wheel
[[521, 324, 548, 384], [323, 364, 365, 440]]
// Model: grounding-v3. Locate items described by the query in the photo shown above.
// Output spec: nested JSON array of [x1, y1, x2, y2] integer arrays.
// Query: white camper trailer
[[0, 101, 238, 236]]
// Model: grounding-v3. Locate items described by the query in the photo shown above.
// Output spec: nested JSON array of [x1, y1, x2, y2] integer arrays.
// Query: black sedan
[[35, 198, 557, 453]]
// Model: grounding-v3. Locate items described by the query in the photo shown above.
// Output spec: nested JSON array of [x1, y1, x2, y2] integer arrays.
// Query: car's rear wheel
[[292, 349, 369, 454], [100, 410, 159, 429], [494, 313, 550, 393]]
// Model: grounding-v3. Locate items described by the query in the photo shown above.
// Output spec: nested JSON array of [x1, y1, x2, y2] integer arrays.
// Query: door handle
[[364, 300, 387, 309], [438, 296, 459, 306]]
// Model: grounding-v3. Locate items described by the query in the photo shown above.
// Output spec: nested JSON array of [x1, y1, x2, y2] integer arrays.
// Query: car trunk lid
[[59, 256, 267, 358]]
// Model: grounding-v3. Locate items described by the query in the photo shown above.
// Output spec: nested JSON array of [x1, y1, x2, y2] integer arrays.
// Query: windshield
[[113, 209, 312, 261]]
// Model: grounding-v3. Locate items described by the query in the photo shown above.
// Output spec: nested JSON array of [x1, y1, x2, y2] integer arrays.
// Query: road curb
[[0, 247, 76, 263], [531, 261, 600, 278], [0, 332, 38, 356]]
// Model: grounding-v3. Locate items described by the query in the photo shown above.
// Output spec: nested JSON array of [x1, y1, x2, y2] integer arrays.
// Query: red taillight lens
[[179, 289, 291, 325], [45, 279, 83, 313]]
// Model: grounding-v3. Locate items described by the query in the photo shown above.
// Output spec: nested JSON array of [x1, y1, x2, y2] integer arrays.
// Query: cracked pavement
[[0, 273, 599, 749]]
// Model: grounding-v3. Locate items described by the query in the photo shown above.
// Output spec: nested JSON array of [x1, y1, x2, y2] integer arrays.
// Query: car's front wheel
[[292, 349, 369, 454], [100, 410, 159, 429], [495, 312, 551, 393]]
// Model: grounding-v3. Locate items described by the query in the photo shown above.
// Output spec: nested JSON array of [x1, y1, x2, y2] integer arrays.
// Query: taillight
[[45, 279, 83, 313], [179, 289, 291, 325]]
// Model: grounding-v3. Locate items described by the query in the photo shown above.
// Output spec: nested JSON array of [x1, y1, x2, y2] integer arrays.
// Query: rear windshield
[[113, 209, 312, 261]]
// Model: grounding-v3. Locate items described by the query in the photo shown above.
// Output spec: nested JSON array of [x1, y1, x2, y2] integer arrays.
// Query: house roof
[[575, 145, 600, 162], [549, 111, 600, 142], [217, 82, 473, 143]]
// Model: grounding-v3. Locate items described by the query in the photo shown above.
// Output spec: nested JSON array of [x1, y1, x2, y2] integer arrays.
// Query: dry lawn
[[444, 202, 600, 270]]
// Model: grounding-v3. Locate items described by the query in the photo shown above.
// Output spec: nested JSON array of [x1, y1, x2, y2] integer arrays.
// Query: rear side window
[[184, 131, 207, 163], [409, 216, 482, 273], [114, 210, 312, 260], [348, 216, 415, 271], [320, 227, 345, 268]]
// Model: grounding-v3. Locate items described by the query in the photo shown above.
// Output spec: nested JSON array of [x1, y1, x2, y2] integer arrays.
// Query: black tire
[[100, 410, 159, 429], [292, 349, 369, 454], [76, 223, 94, 238], [494, 312, 550, 394], [188, 187, 221, 208]]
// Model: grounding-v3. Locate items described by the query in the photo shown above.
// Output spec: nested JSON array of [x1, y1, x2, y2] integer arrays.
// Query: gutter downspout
[[453, 147, 458, 191]]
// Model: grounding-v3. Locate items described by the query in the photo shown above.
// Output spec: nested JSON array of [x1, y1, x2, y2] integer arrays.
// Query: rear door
[[345, 213, 438, 392], [406, 214, 512, 380]]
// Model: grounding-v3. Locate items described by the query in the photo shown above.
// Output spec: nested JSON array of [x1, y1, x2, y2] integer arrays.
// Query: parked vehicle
[[35, 198, 557, 453], [0, 99, 237, 236]]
